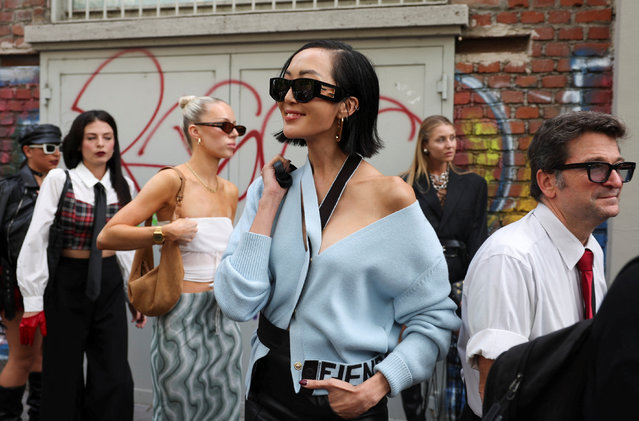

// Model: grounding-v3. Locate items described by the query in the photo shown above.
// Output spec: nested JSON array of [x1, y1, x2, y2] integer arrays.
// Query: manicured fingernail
[[299, 379, 307, 386]]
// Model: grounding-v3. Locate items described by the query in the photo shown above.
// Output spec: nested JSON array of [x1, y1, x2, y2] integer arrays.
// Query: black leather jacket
[[0, 165, 39, 319]]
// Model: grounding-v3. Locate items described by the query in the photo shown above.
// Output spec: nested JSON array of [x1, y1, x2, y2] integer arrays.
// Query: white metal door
[[43, 47, 231, 190]]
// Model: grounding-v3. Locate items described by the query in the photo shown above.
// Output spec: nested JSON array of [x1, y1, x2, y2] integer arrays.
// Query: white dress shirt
[[17, 163, 135, 312], [458, 202, 606, 416]]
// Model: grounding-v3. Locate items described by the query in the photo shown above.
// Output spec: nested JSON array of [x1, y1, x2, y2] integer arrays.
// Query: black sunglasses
[[269, 77, 347, 103], [194, 122, 246, 136], [30, 144, 61, 154], [557, 161, 636, 183]]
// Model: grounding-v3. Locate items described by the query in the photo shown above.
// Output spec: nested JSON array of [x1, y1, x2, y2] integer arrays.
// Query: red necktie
[[577, 249, 595, 319]]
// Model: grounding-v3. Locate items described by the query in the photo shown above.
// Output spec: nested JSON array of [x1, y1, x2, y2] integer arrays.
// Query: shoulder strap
[[159, 166, 185, 207], [54, 170, 71, 219], [483, 318, 594, 420], [318, 154, 362, 230], [154, 166, 186, 222]]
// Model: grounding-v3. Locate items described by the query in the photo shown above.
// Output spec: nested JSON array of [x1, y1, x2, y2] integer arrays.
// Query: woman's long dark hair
[[62, 110, 132, 206]]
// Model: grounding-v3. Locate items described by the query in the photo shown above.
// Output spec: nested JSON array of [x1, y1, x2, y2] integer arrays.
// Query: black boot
[[27, 372, 42, 421], [0, 383, 26, 421]]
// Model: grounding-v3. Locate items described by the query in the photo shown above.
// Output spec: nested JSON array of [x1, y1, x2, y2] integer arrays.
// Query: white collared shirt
[[17, 163, 135, 312], [458, 202, 606, 416]]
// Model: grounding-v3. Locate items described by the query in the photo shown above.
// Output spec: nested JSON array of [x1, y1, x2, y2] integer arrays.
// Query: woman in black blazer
[[400, 115, 487, 421]]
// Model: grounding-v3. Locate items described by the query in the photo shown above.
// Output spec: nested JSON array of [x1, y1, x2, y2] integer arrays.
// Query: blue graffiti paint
[[455, 73, 515, 213], [14, 113, 41, 166], [573, 45, 608, 57], [565, 57, 612, 111], [456, 55, 611, 256], [0, 66, 39, 87], [16, 110, 40, 128]]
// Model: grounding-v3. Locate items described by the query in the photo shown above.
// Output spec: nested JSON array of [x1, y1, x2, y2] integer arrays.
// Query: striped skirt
[[150, 289, 243, 421]]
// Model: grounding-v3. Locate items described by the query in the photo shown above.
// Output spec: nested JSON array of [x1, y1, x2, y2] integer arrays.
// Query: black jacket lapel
[[439, 171, 462, 229], [414, 176, 442, 232]]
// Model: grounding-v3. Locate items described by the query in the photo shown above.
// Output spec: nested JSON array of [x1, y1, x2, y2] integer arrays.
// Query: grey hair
[[179, 95, 225, 147]]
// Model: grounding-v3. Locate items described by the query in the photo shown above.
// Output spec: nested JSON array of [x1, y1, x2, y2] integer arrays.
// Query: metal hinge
[[436, 74, 448, 100], [42, 85, 52, 104]]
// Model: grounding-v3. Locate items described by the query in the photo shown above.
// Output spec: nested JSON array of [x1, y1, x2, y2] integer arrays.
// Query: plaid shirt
[[17, 163, 135, 312], [59, 185, 121, 250]]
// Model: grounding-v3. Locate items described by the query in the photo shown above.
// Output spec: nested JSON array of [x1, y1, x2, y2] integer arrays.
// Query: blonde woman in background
[[400, 115, 487, 421], [98, 96, 244, 420]]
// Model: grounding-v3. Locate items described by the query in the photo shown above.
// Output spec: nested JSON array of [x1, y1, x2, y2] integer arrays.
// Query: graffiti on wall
[[0, 66, 39, 86], [558, 56, 612, 111], [455, 53, 612, 247], [455, 74, 516, 218], [70, 48, 286, 197], [69, 48, 423, 199]]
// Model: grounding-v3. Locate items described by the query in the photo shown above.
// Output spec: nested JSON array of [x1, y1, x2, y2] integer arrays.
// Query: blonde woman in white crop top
[[97, 96, 244, 421]]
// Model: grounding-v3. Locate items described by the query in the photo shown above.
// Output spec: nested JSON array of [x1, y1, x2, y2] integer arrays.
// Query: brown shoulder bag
[[127, 167, 186, 316]]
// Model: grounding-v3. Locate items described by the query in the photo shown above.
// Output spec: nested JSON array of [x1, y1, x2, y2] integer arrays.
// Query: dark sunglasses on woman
[[194, 121, 246, 136], [269, 77, 347, 103]]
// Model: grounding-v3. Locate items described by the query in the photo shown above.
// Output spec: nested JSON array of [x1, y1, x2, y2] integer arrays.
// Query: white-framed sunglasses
[[29, 144, 61, 154]]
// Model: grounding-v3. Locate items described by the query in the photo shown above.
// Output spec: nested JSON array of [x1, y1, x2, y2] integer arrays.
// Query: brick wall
[[452, 0, 614, 232], [0, 0, 47, 177], [1, 0, 49, 50], [0, 67, 39, 178], [0, 1, 616, 197], [0, 66, 39, 177]]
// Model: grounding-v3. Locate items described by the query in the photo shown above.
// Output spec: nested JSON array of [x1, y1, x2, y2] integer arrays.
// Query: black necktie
[[86, 183, 106, 300]]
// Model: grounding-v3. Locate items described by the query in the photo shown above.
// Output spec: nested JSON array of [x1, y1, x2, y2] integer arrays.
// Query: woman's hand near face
[[261, 155, 292, 195], [249, 155, 291, 236], [163, 218, 198, 244]]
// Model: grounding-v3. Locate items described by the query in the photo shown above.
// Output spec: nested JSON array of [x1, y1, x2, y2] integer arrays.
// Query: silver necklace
[[429, 169, 449, 191]]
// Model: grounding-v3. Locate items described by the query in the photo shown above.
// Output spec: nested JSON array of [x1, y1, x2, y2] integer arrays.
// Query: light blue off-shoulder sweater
[[215, 159, 460, 397]]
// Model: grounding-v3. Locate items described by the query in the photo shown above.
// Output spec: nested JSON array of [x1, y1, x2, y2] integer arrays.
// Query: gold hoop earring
[[336, 117, 344, 142], [198, 138, 202, 145]]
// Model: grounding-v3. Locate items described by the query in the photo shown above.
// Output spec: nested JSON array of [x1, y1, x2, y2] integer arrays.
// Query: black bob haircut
[[274, 40, 384, 158], [62, 109, 132, 207]]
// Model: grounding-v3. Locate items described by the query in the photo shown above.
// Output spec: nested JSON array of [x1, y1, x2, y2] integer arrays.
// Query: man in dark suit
[[583, 256, 639, 419]]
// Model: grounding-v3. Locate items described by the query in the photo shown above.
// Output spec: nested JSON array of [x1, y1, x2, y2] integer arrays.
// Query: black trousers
[[42, 256, 133, 421], [460, 404, 482, 421], [246, 348, 388, 421], [400, 383, 426, 421]]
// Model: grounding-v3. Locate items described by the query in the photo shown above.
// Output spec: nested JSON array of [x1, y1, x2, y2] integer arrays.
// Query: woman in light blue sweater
[[215, 40, 460, 421]]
